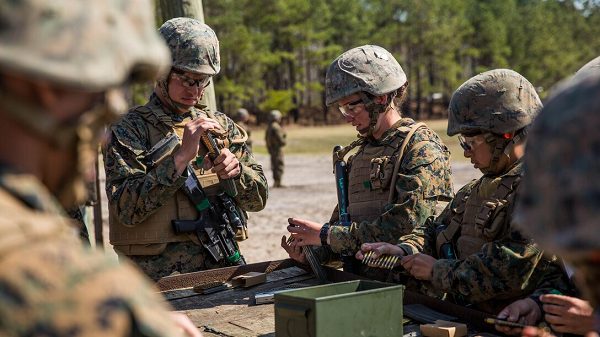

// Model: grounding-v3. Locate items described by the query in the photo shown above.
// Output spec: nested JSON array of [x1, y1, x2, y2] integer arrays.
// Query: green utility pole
[[157, 0, 217, 112]]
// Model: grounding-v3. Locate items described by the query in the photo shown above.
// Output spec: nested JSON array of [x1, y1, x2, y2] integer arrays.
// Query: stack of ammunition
[[362, 251, 400, 269]]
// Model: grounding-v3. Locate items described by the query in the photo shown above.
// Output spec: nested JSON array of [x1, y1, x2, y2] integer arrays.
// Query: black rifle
[[172, 165, 245, 265], [333, 145, 359, 273]]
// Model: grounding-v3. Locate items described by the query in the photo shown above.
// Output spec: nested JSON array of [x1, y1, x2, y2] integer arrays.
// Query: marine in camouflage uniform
[[234, 108, 253, 150], [504, 67, 600, 336], [284, 45, 453, 280], [265, 109, 286, 188], [0, 0, 191, 336], [105, 18, 268, 281], [493, 59, 600, 336], [359, 69, 573, 313]]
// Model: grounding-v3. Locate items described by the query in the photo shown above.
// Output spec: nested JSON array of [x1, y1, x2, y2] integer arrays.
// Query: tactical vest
[[347, 121, 423, 224], [109, 105, 224, 255], [437, 168, 521, 259]]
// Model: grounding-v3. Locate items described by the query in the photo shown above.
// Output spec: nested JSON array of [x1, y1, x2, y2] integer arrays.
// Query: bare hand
[[541, 294, 595, 335], [355, 242, 405, 260], [286, 218, 322, 246], [205, 147, 241, 179], [401, 253, 436, 281], [169, 312, 203, 337], [174, 117, 222, 175], [281, 235, 307, 264], [495, 298, 541, 335]]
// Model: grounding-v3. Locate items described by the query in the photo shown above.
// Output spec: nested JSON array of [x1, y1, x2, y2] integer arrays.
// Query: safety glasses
[[338, 99, 364, 118], [171, 69, 211, 88], [458, 134, 486, 152]]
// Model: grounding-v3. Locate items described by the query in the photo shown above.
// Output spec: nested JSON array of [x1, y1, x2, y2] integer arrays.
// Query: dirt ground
[[238, 153, 481, 263]]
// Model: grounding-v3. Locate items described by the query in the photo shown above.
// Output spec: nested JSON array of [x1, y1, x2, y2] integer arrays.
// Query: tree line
[[160, 0, 600, 123]]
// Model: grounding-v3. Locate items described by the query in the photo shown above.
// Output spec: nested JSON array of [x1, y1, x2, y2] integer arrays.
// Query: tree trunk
[[157, 0, 217, 112]]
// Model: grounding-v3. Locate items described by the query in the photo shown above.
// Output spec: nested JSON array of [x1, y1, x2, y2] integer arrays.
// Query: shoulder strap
[[474, 174, 520, 227], [387, 122, 426, 203]]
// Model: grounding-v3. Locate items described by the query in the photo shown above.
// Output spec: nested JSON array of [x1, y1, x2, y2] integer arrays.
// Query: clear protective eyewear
[[458, 134, 486, 152], [338, 99, 364, 118], [171, 69, 211, 88]]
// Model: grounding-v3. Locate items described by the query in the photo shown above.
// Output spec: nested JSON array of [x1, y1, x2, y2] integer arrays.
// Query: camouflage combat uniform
[[265, 114, 286, 187], [0, 0, 189, 333], [314, 45, 453, 280], [394, 69, 572, 313], [105, 94, 268, 281], [516, 70, 600, 313], [0, 167, 181, 336], [326, 120, 453, 258]]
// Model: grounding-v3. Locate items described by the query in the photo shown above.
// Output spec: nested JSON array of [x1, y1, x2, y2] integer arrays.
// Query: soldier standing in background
[[282, 45, 453, 280], [0, 0, 201, 335], [234, 108, 253, 150], [265, 109, 287, 188], [105, 18, 267, 281], [356, 69, 573, 313]]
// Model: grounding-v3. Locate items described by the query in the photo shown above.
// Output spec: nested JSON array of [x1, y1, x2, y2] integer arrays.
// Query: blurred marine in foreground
[[0, 0, 201, 336]]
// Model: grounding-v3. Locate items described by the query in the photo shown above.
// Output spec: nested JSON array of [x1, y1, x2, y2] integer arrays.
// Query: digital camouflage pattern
[[159, 17, 220, 76], [105, 94, 267, 280], [325, 45, 407, 106], [0, 166, 181, 337], [265, 116, 286, 187], [515, 73, 600, 306], [327, 119, 454, 258], [0, 0, 169, 90], [447, 69, 541, 136], [395, 161, 573, 313]]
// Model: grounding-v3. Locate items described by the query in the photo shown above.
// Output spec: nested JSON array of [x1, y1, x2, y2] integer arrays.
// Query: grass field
[[250, 119, 467, 162]]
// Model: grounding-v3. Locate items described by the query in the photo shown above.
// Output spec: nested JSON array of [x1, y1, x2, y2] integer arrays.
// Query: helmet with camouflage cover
[[447, 69, 541, 136], [447, 69, 541, 175], [0, 0, 170, 207], [325, 45, 406, 106], [515, 72, 600, 306], [573, 55, 600, 81], [325, 45, 407, 137], [159, 17, 220, 76], [0, 0, 170, 90]]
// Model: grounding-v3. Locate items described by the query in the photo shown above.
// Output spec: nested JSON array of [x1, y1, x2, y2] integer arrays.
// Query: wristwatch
[[319, 223, 330, 246]]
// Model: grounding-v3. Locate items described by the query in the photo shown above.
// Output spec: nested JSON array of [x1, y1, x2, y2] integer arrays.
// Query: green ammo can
[[274, 280, 404, 337]]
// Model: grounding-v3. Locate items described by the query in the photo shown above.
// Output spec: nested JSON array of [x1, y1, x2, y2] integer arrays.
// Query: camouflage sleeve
[[0, 236, 182, 337], [104, 114, 187, 225], [219, 112, 268, 212], [275, 124, 287, 147], [528, 259, 577, 303], [328, 128, 454, 255]]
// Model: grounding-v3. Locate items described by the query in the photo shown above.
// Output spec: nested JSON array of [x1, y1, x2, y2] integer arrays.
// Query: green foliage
[[258, 90, 295, 115], [192, 0, 600, 118]]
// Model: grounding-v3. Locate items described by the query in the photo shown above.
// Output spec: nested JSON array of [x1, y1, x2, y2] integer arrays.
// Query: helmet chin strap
[[482, 128, 528, 175], [359, 91, 396, 139]]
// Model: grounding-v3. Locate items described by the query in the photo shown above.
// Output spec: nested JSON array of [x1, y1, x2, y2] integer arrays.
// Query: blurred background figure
[[234, 107, 253, 150], [266, 109, 286, 188]]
